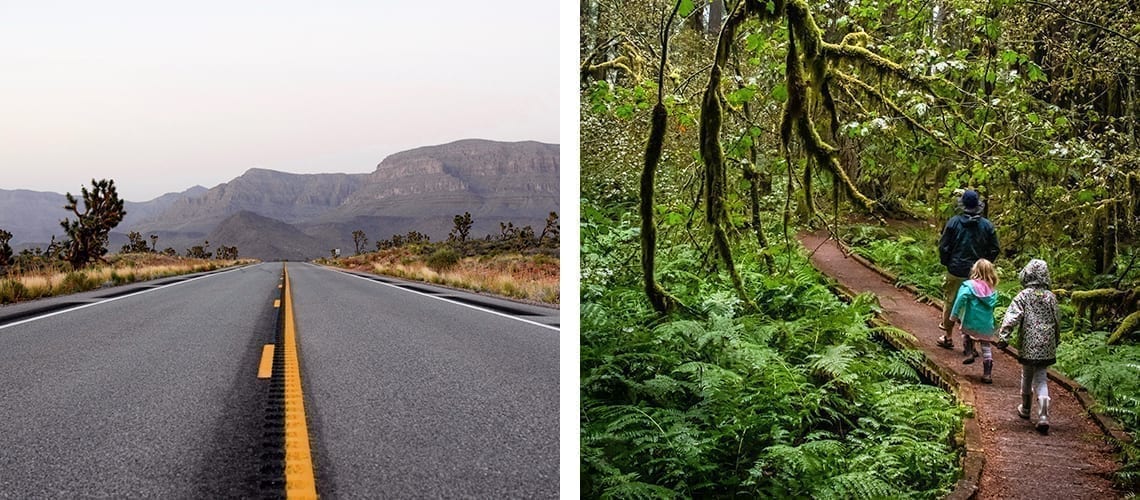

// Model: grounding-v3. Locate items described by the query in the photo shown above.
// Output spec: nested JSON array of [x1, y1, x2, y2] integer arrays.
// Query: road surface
[[0, 262, 559, 498]]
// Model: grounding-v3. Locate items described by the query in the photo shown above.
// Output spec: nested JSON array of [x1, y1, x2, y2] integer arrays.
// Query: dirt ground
[[800, 231, 1121, 499]]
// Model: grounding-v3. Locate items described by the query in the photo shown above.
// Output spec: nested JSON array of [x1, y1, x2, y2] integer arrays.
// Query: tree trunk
[[708, 0, 724, 35]]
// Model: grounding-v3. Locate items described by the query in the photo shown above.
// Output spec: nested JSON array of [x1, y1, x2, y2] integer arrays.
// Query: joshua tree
[[449, 212, 473, 243], [60, 179, 126, 270], [352, 229, 369, 255], [538, 212, 559, 246], [122, 231, 150, 253], [0, 228, 13, 270]]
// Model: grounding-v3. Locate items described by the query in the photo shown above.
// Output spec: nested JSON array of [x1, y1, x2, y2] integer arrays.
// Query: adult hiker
[[936, 189, 1000, 350]]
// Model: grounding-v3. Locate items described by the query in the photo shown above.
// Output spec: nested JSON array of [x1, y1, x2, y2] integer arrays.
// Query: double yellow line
[[280, 265, 318, 498]]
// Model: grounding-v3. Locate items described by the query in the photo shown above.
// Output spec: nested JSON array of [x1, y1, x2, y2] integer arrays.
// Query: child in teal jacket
[[950, 259, 999, 383]]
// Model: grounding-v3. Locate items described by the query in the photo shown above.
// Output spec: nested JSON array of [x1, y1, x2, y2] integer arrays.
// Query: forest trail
[[799, 231, 1121, 499]]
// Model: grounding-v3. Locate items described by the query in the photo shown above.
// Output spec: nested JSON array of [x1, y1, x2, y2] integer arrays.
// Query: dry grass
[[0, 254, 256, 304], [332, 247, 559, 304]]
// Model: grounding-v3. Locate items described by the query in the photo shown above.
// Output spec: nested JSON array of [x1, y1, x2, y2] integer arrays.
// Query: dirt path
[[799, 231, 1121, 499]]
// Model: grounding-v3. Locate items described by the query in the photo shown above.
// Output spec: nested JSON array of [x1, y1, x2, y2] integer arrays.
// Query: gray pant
[[1022, 364, 1049, 400]]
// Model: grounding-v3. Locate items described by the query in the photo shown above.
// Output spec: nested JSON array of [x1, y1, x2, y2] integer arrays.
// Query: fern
[[808, 344, 859, 382], [813, 471, 893, 500], [582, 208, 963, 497], [601, 481, 677, 500]]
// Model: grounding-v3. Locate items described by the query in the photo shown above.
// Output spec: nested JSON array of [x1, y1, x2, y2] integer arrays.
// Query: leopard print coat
[[997, 259, 1060, 366]]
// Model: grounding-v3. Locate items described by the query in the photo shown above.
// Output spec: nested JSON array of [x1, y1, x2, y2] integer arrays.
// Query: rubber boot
[[981, 359, 993, 384], [1018, 394, 1031, 419], [1036, 396, 1051, 435], [962, 337, 977, 364]]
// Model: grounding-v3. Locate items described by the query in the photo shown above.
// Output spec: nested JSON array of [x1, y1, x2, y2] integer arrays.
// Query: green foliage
[[0, 279, 28, 302], [426, 247, 461, 272], [843, 225, 945, 298], [56, 271, 98, 295], [582, 205, 964, 498], [1055, 329, 1140, 489]]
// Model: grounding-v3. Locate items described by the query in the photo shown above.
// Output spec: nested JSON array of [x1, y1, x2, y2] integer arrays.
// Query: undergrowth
[[582, 202, 964, 498]]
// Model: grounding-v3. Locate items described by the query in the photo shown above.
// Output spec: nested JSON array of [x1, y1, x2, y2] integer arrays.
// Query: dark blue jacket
[[939, 213, 999, 278]]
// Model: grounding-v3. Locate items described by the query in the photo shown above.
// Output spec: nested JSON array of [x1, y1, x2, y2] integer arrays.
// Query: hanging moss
[[638, 2, 684, 314], [744, 163, 775, 272], [580, 40, 646, 84], [701, 65, 728, 227], [641, 103, 681, 314]]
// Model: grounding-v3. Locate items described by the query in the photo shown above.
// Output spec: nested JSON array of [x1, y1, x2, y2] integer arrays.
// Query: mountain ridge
[[1, 139, 559, 260]]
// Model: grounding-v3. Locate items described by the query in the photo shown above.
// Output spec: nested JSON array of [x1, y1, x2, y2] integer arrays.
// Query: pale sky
[[0, 1, 559, 201]]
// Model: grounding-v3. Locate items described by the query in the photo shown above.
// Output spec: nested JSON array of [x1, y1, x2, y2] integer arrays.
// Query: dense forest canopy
[[581, 0, 1140, 496], [583, 0, 1138, 271]]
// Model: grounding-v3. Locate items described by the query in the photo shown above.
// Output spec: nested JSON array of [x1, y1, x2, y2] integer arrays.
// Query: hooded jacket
[[938, 209, 1000, 278], [951, 279, 998, 338], [997, 259, 1060, 366]]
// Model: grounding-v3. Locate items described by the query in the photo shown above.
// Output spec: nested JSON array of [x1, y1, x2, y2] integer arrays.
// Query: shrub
[[426, 248, 461, 272], [57, 271, 97, 295], [0, 279, 28, 303]]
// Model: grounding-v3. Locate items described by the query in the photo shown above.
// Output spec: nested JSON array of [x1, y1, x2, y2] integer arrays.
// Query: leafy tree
[[60, 179, 126, 270], [449, 212, 474, 243], [352, 229, 369, 255], [161, 247, 177, 257]]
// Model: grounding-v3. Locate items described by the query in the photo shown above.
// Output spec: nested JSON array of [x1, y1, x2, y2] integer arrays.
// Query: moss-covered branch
[[1071, 288, 1140, 344], [831, 70, 972, 158], [639, 3, 683, 314]]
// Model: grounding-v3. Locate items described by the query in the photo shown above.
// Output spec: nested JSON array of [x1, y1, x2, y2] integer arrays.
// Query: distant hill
[[0, 189, 68, 246], [1, 139, 559, 260], [206, 211, 328, 261]]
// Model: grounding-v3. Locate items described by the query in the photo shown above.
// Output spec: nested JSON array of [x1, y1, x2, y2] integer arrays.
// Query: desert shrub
[[0, 279, 28, 303], [56, 271, 97, 295], [426, 247, 461, 272]]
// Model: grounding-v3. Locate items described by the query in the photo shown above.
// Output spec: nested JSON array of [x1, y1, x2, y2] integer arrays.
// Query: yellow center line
[[282, 264, 318, 499], [257, 345, 275, 379]]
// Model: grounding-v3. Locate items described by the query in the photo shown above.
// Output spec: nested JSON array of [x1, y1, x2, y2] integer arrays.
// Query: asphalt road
[[288, 263, 559, 498], [0, 262, 560, 498], [0, 263, 279, 498]]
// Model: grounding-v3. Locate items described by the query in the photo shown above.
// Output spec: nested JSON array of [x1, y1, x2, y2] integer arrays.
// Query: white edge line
[[0, 264, 255, 331], [319, 264, 561, 332]]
